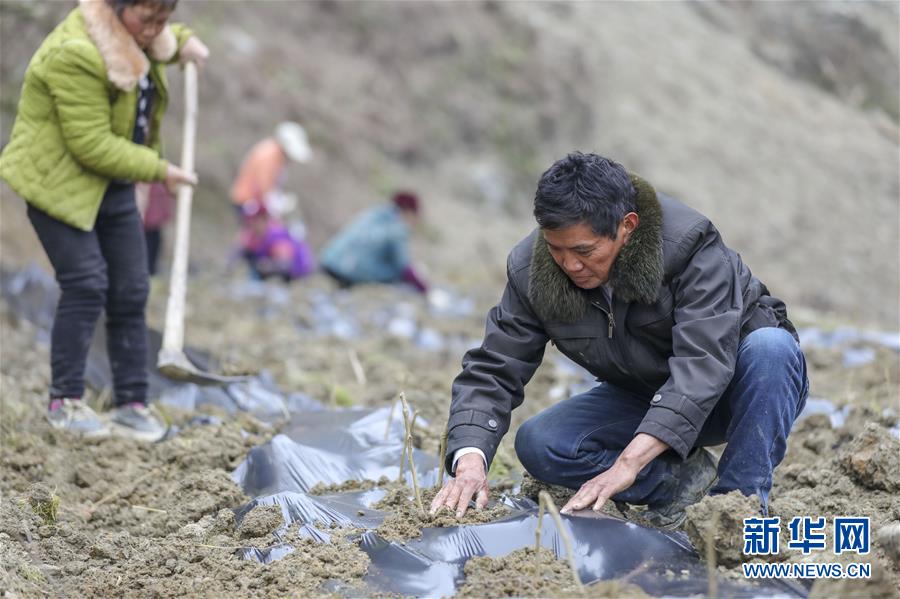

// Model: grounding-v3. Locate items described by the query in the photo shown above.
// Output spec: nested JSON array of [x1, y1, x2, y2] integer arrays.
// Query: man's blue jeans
[[514, 327, 809, 510]]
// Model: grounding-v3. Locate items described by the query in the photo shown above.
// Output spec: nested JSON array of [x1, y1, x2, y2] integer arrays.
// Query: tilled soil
[[684, 417, 900, 595], [2, 274, 899, 597], [373, 485, 511, 543], [458, 546, 650, 598]]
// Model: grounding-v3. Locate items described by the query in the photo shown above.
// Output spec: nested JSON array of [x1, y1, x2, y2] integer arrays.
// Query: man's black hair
[[533, 152, 636, 239]]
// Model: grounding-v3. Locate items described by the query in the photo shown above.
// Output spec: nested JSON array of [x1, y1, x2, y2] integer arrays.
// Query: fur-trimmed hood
[[79, 0, 177, 91], [528, 173, 664, 322]]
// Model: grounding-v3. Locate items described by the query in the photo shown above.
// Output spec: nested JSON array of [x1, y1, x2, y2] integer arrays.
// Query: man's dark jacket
[[446, 175, 796, 472]]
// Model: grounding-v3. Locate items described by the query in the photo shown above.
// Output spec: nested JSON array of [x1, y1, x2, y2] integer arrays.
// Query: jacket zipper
[[590, 301, 615, 338]]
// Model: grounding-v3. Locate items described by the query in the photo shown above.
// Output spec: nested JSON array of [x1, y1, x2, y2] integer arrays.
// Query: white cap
[[274, 121, 312, 163]]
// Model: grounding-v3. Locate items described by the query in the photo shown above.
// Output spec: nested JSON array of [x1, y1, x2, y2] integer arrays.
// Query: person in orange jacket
[[230, 121, 312, 217]]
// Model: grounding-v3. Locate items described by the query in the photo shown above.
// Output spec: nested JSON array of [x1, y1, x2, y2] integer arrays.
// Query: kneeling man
[[431, 152, 808, 528]]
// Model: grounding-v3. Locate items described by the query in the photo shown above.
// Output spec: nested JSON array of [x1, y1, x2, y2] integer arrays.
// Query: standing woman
[[0, 0, 208, 440]]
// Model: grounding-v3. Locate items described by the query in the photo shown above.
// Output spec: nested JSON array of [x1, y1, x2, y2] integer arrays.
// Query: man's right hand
[[429, 452, 489, 518], [165, 163, 198, 195]]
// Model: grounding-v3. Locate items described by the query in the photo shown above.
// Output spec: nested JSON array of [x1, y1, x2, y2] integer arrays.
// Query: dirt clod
[[684, 491, 771, 568], [459, 546, 649, 598], [27, 483, 60, 526], [238, 505, 284, 539], [839, 423, 900, 492], [375, 486, 511, 542], [877, 523, 900, 565]]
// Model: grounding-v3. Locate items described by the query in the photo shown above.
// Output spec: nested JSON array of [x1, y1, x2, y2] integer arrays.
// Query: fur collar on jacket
[[528, 173, 664, 323], [79, 0, 177, 91]]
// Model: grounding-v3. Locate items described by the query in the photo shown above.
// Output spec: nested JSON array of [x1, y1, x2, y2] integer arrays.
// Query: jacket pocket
[[629, 289, 674, 327], [40, 152, 77, 192], [28, 122, 63, 176], [629, 291, 675, 344], [545, 323, 603, 370]]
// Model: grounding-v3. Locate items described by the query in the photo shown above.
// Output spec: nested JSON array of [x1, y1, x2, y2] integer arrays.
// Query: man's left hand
[[560, 432, 670, 515], [560, 460, 640, 514]]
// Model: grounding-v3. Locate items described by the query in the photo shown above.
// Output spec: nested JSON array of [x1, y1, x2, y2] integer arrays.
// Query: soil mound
[[840, 423, 900, 492], [459, 546, 650, 598], [684, 491, 770, 568]]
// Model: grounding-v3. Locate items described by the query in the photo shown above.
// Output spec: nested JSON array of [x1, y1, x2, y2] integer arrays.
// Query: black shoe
[[639, 448, 718, 531]]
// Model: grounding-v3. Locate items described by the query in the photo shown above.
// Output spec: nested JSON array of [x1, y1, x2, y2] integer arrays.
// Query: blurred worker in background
[[230, 121, 312, 219], [0, 0, 208, 441], [136, 181, 173, 276], [238, 200, 315, 282], [320, 191, 428, 294]]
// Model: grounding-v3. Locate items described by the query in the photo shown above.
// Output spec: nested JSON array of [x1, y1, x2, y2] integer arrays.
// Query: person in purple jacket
[[238, 200, 315, 282]]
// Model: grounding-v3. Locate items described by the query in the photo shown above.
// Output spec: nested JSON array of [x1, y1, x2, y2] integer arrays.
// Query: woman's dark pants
[[27, 182, 150, 406]]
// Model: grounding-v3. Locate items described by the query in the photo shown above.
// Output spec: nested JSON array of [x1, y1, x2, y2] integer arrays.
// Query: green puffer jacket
[[0, 0, 192, 231]]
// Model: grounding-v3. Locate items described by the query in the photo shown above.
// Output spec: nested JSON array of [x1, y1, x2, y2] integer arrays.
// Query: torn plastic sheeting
[[159, 414, 226, 441], [360, 532, 462, 598], [309, 489, 389, 529], [284, 392, 325, 414], [359, 512, 805, 598], [234, 490, 387, 532], [237, 543, 297, 564], [281, 403, 419, 449], [233, 432, 437, 496], [223, 376, 291, 420], [498, 495, 539, 511], [233, 405, 438, 496]]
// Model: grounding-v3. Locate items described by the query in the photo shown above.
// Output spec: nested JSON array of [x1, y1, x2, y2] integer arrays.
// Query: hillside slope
[[1, 0, 897, 326]]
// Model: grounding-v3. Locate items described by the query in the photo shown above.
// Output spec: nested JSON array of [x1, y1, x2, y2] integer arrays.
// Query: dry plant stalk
[[397, 420, 407, 483], [173, 541, 250, 550], [130, 504, 167, 514], [534, 494, 546, 569], [706, 510, 720, 599], [407, 409, 425, 516], [537, 491, 583, 590], [384, 400, 397, 441], [347, 348, 366, 385], [90, 468, 160, 514], [399, 392, 425, 516], [410, 411, 419, 439], [435, 424, 449, 490]]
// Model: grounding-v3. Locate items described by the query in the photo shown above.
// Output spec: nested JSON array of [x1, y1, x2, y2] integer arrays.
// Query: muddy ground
[[2, 269, 898, 597]]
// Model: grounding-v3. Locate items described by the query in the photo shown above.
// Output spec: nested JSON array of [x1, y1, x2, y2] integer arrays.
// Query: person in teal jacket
[[321, 191, 428, 294], [0, 0, 208, 440]]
